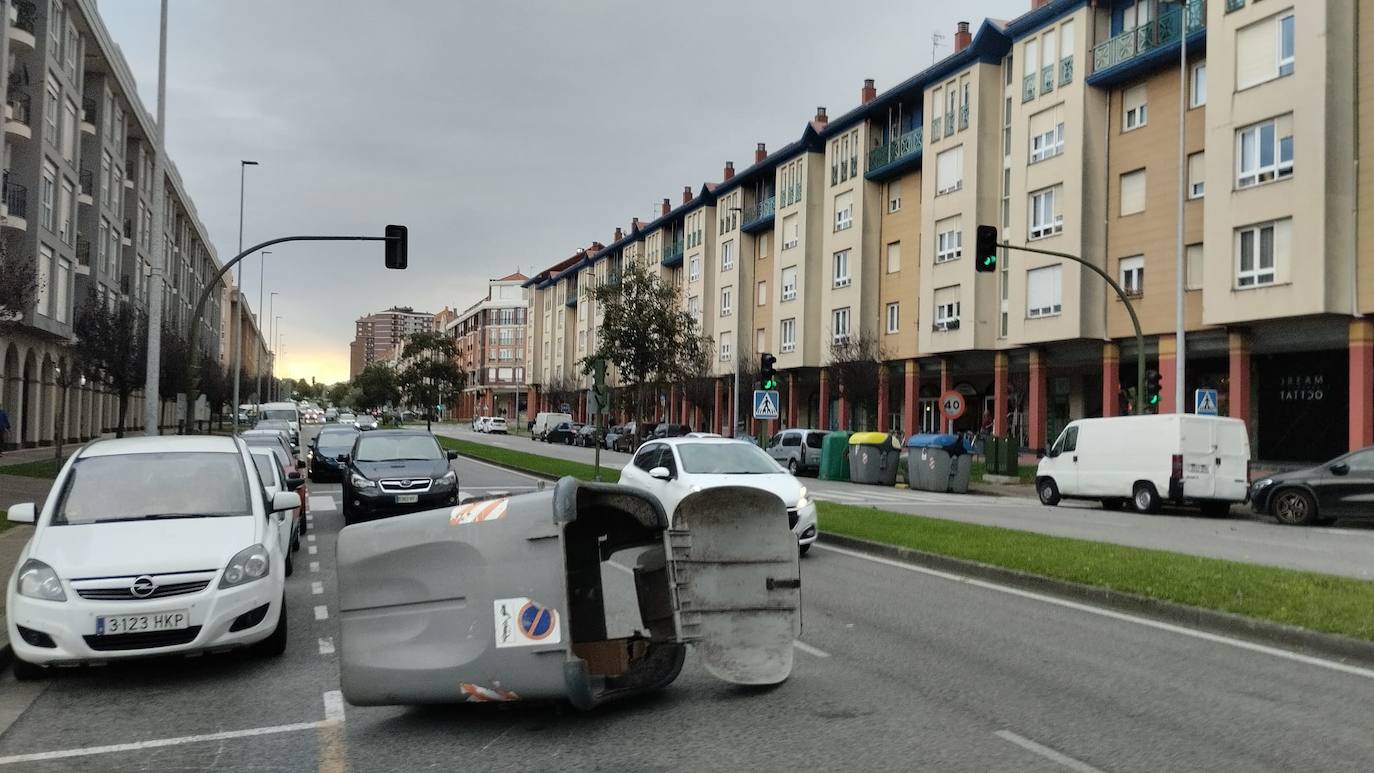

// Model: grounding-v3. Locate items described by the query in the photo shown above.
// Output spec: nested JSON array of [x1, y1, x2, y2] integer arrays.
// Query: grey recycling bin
[[905, 434, 970, 493], [847, 432, 902, 486]]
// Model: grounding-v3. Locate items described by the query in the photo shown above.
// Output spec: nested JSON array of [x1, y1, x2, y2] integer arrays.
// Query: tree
[[352, 363, 400, 412], [0, 242, 37, 326], [326, 381, 351, 407], [542, 370, 582, 415], [589, 260, 709, 435], [73, 291, 146, 438], [51, 347, 89, 460], [158, 321, 190, 429], [198, 353, 229, 430], [827, 330, 884, 431], [396, 331, 465, 431]]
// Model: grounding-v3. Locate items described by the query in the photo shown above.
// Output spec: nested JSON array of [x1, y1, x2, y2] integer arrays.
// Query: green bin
[[818, 431, 854, 481], [847, 432, 902, 486]]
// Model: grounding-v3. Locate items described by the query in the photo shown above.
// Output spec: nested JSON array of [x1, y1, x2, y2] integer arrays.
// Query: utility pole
[[230, 160, 258, 431], [255, 251, 271, 404], [141, 0, 168, 436]]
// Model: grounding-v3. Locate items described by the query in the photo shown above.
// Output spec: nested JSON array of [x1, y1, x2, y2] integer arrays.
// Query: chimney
[[683, 186, 693, 204], [723, 161, 735, 180], [813, 106, 828, 127], [631, 216, 640, 230], [661, 198, 671, 216], [755, 143, 767, 163], [614, 226, 623, 241], [589, 241, 605, 253], [861, 78, 877, 104], [954, 21, 971, 53]]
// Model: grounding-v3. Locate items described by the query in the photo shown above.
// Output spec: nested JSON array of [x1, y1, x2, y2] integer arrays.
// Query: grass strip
[[437, 436, 605, 482], [818, 501, 1374, 641], [0, 512, 9, 532], [0, 458, 63, 480]]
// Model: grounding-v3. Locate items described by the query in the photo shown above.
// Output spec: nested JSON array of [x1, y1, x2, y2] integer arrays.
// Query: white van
[[259, 401, 302, 437], [1035, 414, 1251, 516], [531, 412, 573, 441]]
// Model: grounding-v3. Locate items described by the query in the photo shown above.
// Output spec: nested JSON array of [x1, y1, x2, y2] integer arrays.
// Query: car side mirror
[[447, 450, 458, 460], [271, 491, 301, 512], [1330, 463, 1350, 476], [649, 466, 672, 480], [286, 472, 305, 491], [6, 502, 36, 524], [1037, 449, 1048, 459], [295, 460, 306, 471], [336, 453, 350, 463]]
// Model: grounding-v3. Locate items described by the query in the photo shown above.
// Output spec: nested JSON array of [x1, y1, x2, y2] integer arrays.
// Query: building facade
[[445, 273, 527, 421], [347, 305, 432, 378]]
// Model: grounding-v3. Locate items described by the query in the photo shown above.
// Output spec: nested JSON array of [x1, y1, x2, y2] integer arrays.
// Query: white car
[[248, 446, 304, 570], [472, 416, 491, 432], [486, 417, 508, 434], [338, 413, 358, 427], [618, 437, 819, 553], [4, 436, 298, 680]]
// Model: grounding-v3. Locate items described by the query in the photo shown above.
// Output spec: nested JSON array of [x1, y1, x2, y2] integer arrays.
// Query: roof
[[80, 435, 241, 457], [495, 271, 528, 281]]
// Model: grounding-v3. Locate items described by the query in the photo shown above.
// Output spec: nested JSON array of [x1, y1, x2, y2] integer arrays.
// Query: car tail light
[[1171, 453, 1183, 481]]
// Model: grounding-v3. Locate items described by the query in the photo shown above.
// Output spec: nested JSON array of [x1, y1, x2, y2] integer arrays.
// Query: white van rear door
[[1212, 420, 1251, 501], [1179, 418, 1217, 498]]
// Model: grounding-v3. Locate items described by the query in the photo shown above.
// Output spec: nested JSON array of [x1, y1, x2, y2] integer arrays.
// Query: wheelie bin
[[848, 432, 902, 485]]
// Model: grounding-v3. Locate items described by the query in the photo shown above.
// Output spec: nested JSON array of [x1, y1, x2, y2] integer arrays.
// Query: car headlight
[[435, 470, 457, 486], [16, 559, 66, 602], [350, 472, 376, 489], [796, 486, 811, 510], [219, 544, 271, 588], [1252, 478, 1275, 490]]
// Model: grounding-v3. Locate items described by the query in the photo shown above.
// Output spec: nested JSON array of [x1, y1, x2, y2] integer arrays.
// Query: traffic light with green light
[[760, 353, 778, 391], [975, 225, 998, 273], [1145, 369, 1162, 409]]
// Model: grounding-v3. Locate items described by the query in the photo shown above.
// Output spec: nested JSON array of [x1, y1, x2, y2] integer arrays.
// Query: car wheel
[[1132, 482, 1162, 514], [1100, 498, 1124, 511], [799, 543, 811, 556], [285, 550, 294, 577], [1200, 500, 1231, 518], [341, 498, 355, 526], [787, 459, 799, 476], [1037, 478, 1061, 506], [291, 523, 301, 552], [254, 598, 288, 658], [1271, 488, 1318, 526], [11, 657, 46, 682]]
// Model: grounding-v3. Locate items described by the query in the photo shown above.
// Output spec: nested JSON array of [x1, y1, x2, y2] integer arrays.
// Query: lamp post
[[230, 160, 259, 431], [267, 293, 278, 399], [274, 315, 282, 400], [1165, 0, 1190, 413], [255, 250, 272, 404], [141, 0, 169, 436]]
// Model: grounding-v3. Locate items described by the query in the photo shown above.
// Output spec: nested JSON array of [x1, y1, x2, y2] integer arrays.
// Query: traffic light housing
[[760, 353, 778, 390], [384, 224, 408, 270], [975, 225, 999, 273], [1145, 369, 1162, 409]]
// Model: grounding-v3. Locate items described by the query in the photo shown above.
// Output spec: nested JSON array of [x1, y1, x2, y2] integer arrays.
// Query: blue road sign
[[753, 390, 780, 420], [1194, 388, 1218, 416]]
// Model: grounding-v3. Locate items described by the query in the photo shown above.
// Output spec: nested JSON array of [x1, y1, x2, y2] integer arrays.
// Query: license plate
[[96, 609, 189, 636], [396, 494, 419, 504]]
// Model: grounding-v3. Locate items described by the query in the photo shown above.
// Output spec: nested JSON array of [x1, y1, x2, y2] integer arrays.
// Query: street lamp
[[1164, 0, 1190, 412], [255, 250, 272, 403], [268, 295, 278, 398], [231, 159, 259, 431], [273, 315, 282, 400]]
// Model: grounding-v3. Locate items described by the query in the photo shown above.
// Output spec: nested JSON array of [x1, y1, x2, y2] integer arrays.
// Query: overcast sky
[[96, 0, 1027, 384]]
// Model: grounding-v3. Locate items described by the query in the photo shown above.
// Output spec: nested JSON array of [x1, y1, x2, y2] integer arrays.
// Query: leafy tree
[[352, 363, 400, 412], [73, 291, 146, 438], [827, 330, 884, 431], [0, 242, 37, 326], [51, 346, 89, 460], [198, 353, 229, 430], [542, 370, 582, 415], [326, 381, 351, 407], [396, 331, 465, 430], [158, 321, 190, 427]]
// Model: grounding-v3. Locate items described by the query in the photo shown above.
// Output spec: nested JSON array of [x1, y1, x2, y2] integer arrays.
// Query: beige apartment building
[[347, 305, 433, 378], [444, 274, 527, 421], [520, 0, 1374, 463]]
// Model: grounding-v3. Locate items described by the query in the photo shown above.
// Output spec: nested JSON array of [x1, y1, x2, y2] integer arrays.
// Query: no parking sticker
[[493, 597, 562, 648]]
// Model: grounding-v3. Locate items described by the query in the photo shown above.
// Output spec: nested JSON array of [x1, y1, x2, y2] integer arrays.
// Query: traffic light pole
[[999, 242, 1148, 415]]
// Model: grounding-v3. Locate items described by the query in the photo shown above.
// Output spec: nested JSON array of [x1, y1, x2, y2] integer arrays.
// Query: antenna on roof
[[931, 30, 945, 64]]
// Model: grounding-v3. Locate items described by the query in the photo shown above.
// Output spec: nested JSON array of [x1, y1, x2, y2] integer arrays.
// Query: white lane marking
[[311, 582, 324, 595], [308, 495, 336, 512], [0, 721, 328, 766], [314, 605, 329, 621], [308, 545, 317, 555], [995, 730, 1104, 773], [322, 690, 346, 723], [793, 640, 830, 658], [318, 637, 335, 656], [307, 534, 316, 543], [606, 560, 635, 575], [310, 561, 320, 573], [816, 543, 1374, 681]]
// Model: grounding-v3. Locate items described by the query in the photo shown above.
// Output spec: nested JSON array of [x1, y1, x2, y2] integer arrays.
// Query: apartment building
[[445, 273, 527, 420], [519, 0, 1374, 463], [347, 305, 433, 378], [0, 0, 241, 447]]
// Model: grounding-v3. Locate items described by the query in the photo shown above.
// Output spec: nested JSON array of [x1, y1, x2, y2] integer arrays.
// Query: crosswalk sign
[[753, 390, 780, 420], [1194, 388, 1218, 416]]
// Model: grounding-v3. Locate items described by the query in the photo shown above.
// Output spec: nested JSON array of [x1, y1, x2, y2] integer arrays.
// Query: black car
[[338, 430, 460, 524], [309, 426, 360, 482], [1250, 446, 1374, 525], [651, 423, 691, 439], [545, 421, 582, 445], [573, 424, 600, 447]]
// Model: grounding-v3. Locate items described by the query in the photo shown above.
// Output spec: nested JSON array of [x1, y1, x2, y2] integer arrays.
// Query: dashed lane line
[[994, 730, 1104, 773], [311, 582, 324, 595], [0, 722, 332, 767], [310, 561, 319, 573], [792, 641, 831, 658], [318, 637, 335, 656], [308, 545, 318, 555], [314, 605, 329, 621]]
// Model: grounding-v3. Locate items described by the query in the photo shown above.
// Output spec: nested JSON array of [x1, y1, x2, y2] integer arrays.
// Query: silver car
[[765, 429, 828, 475]]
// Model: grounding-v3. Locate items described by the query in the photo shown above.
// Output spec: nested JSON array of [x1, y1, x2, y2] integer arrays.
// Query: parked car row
[[471, 416, 508, 434]]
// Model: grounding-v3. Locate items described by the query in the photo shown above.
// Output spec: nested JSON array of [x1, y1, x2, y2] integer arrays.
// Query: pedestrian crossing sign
[[753, 390, 780, 420], [1194, 388, 1218, 416]]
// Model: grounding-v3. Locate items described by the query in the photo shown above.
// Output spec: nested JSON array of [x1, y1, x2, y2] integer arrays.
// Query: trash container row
[[905, 433, 972, 494], [848, 432, 902, 485]]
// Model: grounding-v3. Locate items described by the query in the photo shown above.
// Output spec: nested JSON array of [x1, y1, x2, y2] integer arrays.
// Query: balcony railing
[[741, 195, 776, 228], [779, 183, 801, 208], [930, 114, 942, 141], [1022, 74, 1036, 102], [4, 180, 27, 219], [1092, 0, 1206, 74], [81, 96, 96, 126], [79, 168, 94, 197], [1225, 0, 1243, 11], [13, 1, 36, 34], [76, 236, 91, 266], [867, 127, 923, 173], [661, 237, 684, 265], [958, 104, 969, 131], [1060, 56, 1074, 86], [1041, 65, 1055, 95], [7, 89, 31, 125], [944, 113, 955, 136]]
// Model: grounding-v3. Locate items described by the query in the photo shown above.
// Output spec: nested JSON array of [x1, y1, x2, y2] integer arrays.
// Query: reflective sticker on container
[[449, 498, 509, 525], [460, 682, 520, 702], [493, 597, 562, 648]]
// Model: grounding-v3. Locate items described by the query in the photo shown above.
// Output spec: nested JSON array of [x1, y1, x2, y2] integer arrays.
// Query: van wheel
[[1036, 478, 1060, 506], [1271, 488, 1318, 526], [1132, 482, 1162, 514], [1100, 498, 1124, 511], [1200, 500, 1231, 518], [787, 459, 799, 475]]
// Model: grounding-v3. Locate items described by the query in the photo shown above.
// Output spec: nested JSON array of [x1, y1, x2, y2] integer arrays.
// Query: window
[[1236, 115, 1294, 188], [1278, 14, 1294, 76], [935, 217, 962, 263], [886, 302, 899, 334], [59, 179, 73, 244], [688, 255, 700, 282], [1120, 169, 1146, 216], [1123, 84, 1148, 130], [1024, 38, 1039, 78], [40, 161, 56, 232], [759, 232, 770, 258], [756, 328, 766, 355], [1235, 219, 1289, 288], [1188, 152, 1205, 198], [721, 240, 734, 271], [687, 296, 700, 323], [780, 318, 796, 352], [44, 77, 59, 143], [936, 146, 963, 194], [719, 333, 732, 362], [932, 86, 944, 139], [720, 285, 733, 316], [36, 244, 52, 317], [1190, 62, 1207, 108], [54, 257, 70, 323], [577, 330, 586, 352], [886, 241, 900, 274], [1237, 13, 1295, 88], [100, 152, 111, 206], [64, 22, 77, 77], [831, 307, 850, 343], [888, 181, 902, 212], [61, 99, 77, 162], [1185, 243, 1203, 291], [781, 267, 797, 301], [1041, 31, 1057, 94], [1122, 0, 1153, 30], [49, 1, 62, 50], [757, 281, 767, 306], [934, 285, 960, 329], [833, 191, 853, 231], [833, 250, 850, 287], [782, 213, 799, 249], [97, 218, 108, 272], [1029, 105, 1065, 162], [1029, 186, 1063, 239], [1120, 255, 1144, 296], [1026, 264, 1063, 318]]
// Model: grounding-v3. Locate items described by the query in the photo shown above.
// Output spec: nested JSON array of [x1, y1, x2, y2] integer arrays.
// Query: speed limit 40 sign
[[939, 390, 967, 421]]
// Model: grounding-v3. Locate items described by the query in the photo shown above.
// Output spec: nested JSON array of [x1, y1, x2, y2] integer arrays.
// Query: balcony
[[865, 126, 923, 181], [958, 104, 969, 131], [2, 179, 27, 231], [8, 1, 36, 49], [120, 274, 131, 295], [78, 168, 94, 205], [1041, 65, 1055, 96], [80, 97, 96, 135], [76, 237, 91, 274], [930, 113, 942, 142], [661, 237, 684, 267], [1022, 74, 1036, 103], [5, 89, 31, 141], [1089, 0, 1206, 87], [1060, 56, 1074, 86], [741, 195, 775, 233], [944, 113, 955, 137]]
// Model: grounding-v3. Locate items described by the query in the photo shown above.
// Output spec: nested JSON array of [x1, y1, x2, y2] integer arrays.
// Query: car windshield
[[317, 430, 359, 452], [257, 420, 291, 431], [354, 435, 442, 462], [675, 443, 780, 474], [251, 452, 279, 487], [261, 409, 297, 422], [339, 414, 356, 421], [54, 452, 252, 525]]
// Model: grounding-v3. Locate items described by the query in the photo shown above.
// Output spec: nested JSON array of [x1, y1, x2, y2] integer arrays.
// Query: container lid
[[848, 432, 890, 445], [905, 432, 962, 448]]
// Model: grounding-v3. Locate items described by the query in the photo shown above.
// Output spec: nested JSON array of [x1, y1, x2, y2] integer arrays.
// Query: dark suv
[[338, 430, 460, 524]]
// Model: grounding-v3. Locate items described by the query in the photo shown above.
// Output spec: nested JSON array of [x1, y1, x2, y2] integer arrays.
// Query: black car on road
[[338, 430, 460, 524], [1250, 446, 1374, 525], [545, 421, 583, 445], [309, 426, 360, 482]]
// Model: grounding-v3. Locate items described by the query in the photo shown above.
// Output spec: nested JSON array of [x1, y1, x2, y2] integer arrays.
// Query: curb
[[448, 449, 588, 484], [819, 532, 1374, 667]]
